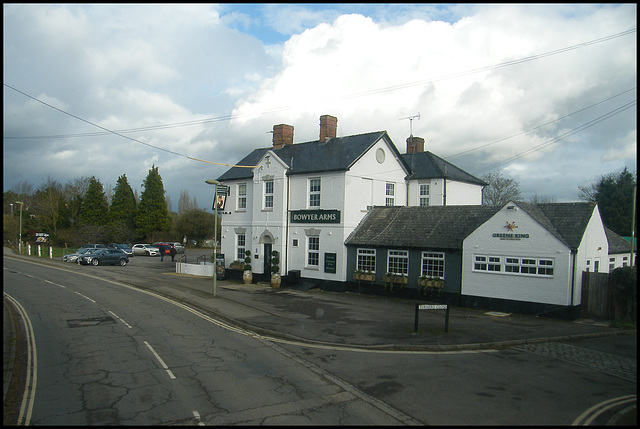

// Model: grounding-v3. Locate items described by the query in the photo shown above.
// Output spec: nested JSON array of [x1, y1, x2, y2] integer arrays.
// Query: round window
[[376, 148, 385, 164]]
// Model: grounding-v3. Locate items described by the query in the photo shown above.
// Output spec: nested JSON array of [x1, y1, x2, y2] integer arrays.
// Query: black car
[[79, 249, 129, 266]]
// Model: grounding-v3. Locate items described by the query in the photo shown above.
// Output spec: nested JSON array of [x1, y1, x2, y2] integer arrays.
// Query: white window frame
[[237, 183, 247, 210], [309, 177, 321, 208], [306, 236, 320, 269], [236, 233, 246, 261], [473, 254, 554, 277], [387, 250, 408, 275], [419, 183, 430, 207], [385, 182, 395, 206], [421, 251, 445, 279], [263, 179, 274, 210], [357, 248, 376, 273]]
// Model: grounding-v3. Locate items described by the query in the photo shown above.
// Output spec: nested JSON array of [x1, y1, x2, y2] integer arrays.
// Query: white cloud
[[3, 4, 636, 210]]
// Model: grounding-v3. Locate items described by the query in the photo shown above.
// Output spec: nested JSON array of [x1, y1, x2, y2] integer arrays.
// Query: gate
[[580, 271, 614, 319]]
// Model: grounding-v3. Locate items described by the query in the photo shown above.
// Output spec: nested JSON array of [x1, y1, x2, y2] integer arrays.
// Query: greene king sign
[[290, 209, 341, 224]]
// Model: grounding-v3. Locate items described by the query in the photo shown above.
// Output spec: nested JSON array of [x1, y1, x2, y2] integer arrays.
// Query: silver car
[[62, 248, 99, 263], [172, 242, 185, 254], [132, 244, 160, 256]]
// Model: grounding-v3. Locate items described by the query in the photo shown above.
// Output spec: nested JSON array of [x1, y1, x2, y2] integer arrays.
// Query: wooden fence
[[580, 271, 614, 319]]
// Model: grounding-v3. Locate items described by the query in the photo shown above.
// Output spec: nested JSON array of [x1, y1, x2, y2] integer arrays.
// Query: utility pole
[[205, 180, 220, 296]]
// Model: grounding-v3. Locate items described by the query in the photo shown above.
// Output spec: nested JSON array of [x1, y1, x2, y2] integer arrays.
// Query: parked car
[[62, 248, 99, 263], [79, 249, 129, 266], [108, 243, 134, 257], [78, 243, 107, 251], [172, 242, 185, 254], [132, 244, 160, 256], [153, 242, 173, 255]]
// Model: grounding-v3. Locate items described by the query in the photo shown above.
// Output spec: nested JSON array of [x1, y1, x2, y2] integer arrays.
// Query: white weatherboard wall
[[570, 206, 609, 304], [462, 205, 573, 306]]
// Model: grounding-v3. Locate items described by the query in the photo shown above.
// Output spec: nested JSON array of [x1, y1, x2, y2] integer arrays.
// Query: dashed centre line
[[144, 341, 176, 379]]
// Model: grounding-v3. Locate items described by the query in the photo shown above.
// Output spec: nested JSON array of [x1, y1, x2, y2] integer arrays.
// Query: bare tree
[[178, 190, 196, 214], [529, 194, 558, 204], [481, 171, 522, 205], [578, 183, 598, 202]]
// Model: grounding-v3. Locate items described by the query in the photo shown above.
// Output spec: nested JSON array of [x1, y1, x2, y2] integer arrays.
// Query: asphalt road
[[4, 248, 637, 425], [4, 256, 419, 425]]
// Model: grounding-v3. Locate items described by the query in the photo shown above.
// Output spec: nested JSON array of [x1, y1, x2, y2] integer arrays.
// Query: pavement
[[4, 247, 636, 408]]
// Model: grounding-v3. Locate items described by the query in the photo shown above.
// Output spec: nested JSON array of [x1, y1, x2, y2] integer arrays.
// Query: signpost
[[414, 303, 449, 332]]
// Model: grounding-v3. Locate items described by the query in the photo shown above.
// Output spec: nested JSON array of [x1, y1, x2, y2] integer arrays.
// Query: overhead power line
[[2, 83, 257, 169], [445, 87, 637, 160], [4, 27, 635, 141], [472, 100, 637, 176]]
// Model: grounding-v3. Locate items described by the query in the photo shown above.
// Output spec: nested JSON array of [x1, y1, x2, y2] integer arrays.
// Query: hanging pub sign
[[212, 185, 229, 210], [290, 209, 341, 224]]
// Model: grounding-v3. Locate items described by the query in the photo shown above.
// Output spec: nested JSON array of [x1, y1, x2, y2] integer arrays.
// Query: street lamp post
[[15, 201, 23, 254], [205, 179, 220, 296]]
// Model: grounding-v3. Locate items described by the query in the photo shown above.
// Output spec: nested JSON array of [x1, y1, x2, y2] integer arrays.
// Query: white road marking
[[4, 292, 38, 426], [108, 311, 133, 329], [143, 341, 176, 379]]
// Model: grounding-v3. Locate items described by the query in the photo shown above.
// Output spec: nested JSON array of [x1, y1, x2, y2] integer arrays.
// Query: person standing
[[170, 245, 176, 262], [159, 244, 165, 262]]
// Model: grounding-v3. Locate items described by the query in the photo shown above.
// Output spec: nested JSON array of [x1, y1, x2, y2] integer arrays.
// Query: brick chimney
[[272, 124, 294, 149], [406, 136, 425, 153], [319, 115, 337, 142]]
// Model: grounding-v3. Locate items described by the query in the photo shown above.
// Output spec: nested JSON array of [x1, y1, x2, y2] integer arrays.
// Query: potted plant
[[383, 272, 406, 293], [353, 269, 375, 283], [243, 249, 253, 284], [270, 250, 281, 288], [229, 259, 244, 270]]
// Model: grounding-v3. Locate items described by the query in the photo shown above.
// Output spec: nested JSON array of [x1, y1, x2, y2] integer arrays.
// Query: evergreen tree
[[80, 176, 109, 226], [135, 165, 171, 239], [594, 167, 636, 236], [109, 174, 137, 227]]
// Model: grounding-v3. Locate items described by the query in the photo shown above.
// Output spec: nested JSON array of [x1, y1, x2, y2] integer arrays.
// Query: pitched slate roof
[[402, 151, 487, 186], [345, 202, 599, 251], [217, 131, 406, 181], [345, 205, 501, 249], [528, 202, 597, 250], [605, 227, 635, 254]]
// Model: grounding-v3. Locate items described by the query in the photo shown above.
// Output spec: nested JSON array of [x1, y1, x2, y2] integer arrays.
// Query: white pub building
[[217, 115, 486, 283]]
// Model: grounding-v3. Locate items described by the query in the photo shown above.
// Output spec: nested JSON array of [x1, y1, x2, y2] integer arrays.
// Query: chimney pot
[[406, 136, 425, 153], [273, 124, 294, 148], [319, 115, 338, 142]]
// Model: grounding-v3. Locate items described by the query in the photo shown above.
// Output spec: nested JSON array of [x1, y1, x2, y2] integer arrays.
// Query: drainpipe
[[570, 250, 577, 308], [284, 158, 292, 275]]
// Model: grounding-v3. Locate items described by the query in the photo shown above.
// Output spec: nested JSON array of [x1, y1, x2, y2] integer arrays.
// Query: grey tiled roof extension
[[402, 151, 487, 186], [346, 202, 599, 251], [345, 205, 501, 249], [533, 202, 597, 250], [605, 227, 635, 254]]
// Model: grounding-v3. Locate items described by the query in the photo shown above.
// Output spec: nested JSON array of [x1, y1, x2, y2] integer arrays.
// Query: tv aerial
[[400, 113, 420, 137]]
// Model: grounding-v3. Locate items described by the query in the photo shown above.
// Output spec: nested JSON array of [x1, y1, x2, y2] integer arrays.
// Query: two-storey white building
[[217, 115, 486, 283]]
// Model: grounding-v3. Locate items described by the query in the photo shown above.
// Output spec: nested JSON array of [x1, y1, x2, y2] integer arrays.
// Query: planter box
[[353, 272, 375, 282], [418, 279, 445, 289], [384, 275, 408, 285]]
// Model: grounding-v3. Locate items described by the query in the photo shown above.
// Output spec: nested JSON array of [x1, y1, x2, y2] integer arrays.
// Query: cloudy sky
[[3, 3, 636, 212]]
